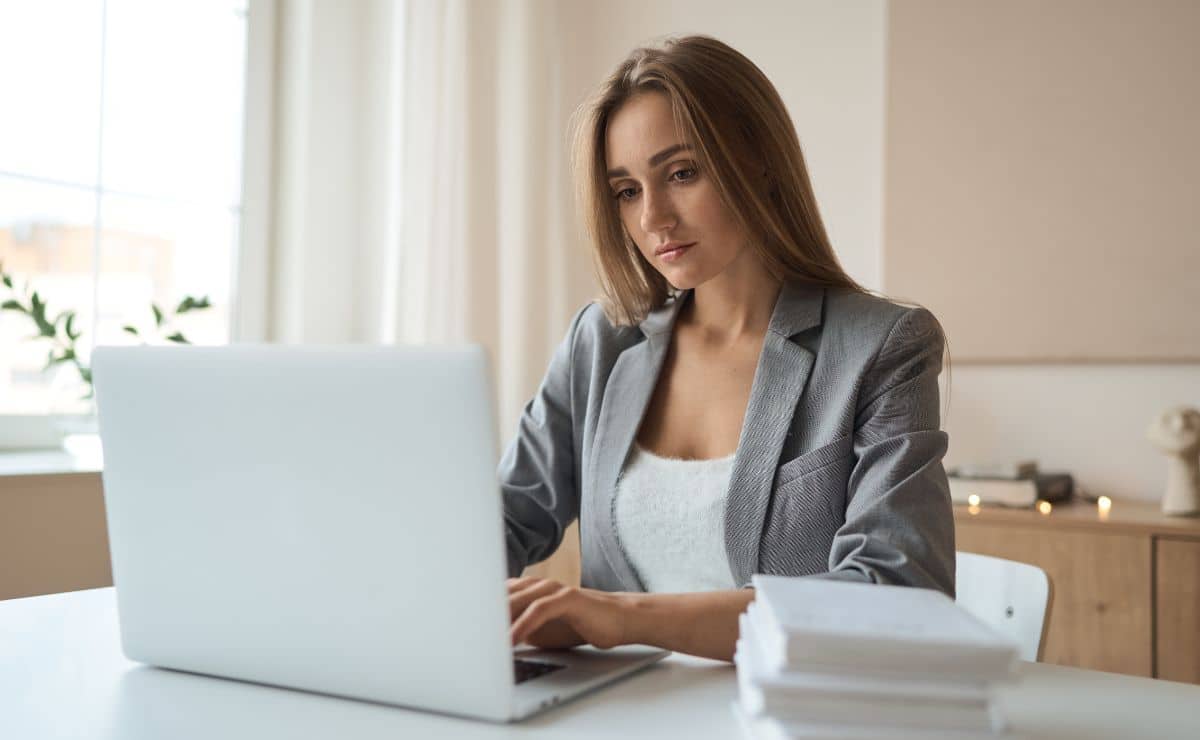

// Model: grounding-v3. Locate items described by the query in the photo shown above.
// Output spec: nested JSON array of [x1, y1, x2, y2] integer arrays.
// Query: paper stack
[[733, 575, 1019, 739]]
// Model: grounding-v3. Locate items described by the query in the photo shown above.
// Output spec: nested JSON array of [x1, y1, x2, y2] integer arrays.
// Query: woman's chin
[[660, 266, 711, 292]]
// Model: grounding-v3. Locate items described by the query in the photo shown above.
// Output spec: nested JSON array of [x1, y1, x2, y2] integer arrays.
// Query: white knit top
[[612, 443, 738, 592]]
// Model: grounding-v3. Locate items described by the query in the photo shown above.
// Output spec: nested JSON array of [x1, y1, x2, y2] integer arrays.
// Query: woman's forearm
[[621, 588, 756, 662]]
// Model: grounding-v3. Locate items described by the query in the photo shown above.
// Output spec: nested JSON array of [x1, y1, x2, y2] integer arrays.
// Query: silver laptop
[[91, 345, 668, 722]]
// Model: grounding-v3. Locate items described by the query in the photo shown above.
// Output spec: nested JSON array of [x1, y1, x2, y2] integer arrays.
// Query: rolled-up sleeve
[[498, 305, 589, 577], [818, 306, 955, 595]]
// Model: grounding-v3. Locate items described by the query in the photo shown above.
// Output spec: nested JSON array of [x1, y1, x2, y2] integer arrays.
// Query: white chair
[[955, 551, 1053, 662]]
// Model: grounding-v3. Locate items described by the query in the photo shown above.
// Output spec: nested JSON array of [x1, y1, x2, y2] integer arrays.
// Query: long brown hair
[[569, 34, 868, 327]]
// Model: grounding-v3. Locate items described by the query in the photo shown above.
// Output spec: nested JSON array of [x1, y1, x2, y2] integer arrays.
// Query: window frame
[[0, 0, 274, 448]]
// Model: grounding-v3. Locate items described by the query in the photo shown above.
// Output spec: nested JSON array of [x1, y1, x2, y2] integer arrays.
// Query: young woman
[[502, 36, 952, 662]]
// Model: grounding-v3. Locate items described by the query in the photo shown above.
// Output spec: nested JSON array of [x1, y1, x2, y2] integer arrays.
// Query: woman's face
[[604, 92, 752, 290]]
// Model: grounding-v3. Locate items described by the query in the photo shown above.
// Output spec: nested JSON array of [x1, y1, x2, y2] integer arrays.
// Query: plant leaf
[[79, 367, 92, 383], [152, 303, 164, 327], [28, 292, 55, 336], [1, 273, 11, 289], [175, 296, 195, 313], [122, 325, 140, 337], [45, 348, 76, 367], [165, 332, 190, 344], [1, 299, 25, 313], [65, 312, 77, 340]]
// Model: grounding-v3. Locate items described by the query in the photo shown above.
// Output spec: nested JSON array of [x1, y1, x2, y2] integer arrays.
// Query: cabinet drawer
[[1156, 537, 1200, 683]]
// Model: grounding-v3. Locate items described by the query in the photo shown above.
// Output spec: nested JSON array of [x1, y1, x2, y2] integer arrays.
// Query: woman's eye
[[670, 167, 697, 182], [614, 187, 638, 202]]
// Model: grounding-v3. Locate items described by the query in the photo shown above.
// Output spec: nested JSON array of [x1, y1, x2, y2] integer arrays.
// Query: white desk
[[3, 589, 1198, 739]]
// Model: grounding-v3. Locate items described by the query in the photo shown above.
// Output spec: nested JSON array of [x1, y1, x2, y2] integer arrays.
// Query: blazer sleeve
[[818, 306, 956, 595], [497, 304, 589, 578]]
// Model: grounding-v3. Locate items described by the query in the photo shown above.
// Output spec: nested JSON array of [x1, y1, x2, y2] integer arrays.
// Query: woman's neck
[[682, 254, 782, 344]]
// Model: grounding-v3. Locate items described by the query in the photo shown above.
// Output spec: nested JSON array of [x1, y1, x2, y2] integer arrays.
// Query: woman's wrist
[[617, 591, 656, 647], [614, 589, 755, 661]]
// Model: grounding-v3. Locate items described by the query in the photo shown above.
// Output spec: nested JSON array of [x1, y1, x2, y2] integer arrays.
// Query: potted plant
[[0, 260, 211, 446]]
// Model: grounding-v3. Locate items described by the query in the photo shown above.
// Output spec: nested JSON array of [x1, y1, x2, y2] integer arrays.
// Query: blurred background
[[3, 2, 1200, 680], [1, 1, 1197, 501]]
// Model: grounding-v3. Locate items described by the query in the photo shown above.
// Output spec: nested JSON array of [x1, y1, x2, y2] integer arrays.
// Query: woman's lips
[[659, 243, 694, 262]]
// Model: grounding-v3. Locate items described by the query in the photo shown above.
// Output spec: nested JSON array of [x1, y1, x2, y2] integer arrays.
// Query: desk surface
[[3, 588, 1199, 740]]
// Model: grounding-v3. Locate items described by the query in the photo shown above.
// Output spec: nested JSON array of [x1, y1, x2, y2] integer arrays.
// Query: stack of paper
[[733, 575, 1019, 739]]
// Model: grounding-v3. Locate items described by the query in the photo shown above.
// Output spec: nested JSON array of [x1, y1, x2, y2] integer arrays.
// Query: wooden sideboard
[[955, 499, 1200, 684]]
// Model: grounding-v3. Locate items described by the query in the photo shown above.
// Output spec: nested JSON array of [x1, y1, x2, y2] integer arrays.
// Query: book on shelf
[[949, 460, 1038, 480], [748, 576, 1018, 683], [948, 472, 1074, 507]]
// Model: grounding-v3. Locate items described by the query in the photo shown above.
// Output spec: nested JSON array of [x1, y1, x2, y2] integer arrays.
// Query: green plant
[[0, 260, 211, 401]]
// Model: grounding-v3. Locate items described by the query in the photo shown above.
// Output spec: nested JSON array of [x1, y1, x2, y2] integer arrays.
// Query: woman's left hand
[[508, 577, 634, 650]]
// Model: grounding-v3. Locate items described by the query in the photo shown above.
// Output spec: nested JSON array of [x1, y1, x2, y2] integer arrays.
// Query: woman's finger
[[510, 588, 576, 645], [508, 579, 562, 621], [506, 576, 538, 594]]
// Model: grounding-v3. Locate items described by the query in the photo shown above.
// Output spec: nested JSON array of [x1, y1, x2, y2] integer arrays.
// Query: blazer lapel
[[724, 282, 825, 587], [588, 292, 689, 592]]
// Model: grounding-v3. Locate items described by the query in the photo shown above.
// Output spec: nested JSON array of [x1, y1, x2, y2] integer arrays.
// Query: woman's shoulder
[[822, 287, 943, 344], [817, 287, 946, 378], [560, 299, 644, 356]]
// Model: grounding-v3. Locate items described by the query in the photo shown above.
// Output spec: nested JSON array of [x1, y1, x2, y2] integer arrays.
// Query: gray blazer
[[499, 280, 955, 596]]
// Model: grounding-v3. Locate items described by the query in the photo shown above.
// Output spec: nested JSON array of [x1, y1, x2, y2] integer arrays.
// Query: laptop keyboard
[[514, 658, 566, 684]]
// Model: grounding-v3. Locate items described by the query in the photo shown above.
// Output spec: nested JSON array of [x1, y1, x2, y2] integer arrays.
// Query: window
[[0, 0, 248, 415]]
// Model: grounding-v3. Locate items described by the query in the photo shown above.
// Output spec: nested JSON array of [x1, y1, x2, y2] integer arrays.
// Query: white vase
[[1147, 406, 1200, 517]]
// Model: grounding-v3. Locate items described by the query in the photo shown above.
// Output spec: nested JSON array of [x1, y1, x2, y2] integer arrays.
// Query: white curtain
[[240, 0, 593, 438]]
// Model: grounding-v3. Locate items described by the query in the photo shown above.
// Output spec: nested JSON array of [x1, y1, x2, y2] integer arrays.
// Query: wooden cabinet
[[1157, 538, 1200, 683], [0, 472, 111, 601], [956, 499, 1200, 683]]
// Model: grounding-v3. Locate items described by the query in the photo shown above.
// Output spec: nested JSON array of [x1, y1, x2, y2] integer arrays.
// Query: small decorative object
[[0, 260, 211, 402], [1146, 406, 1200, 516]]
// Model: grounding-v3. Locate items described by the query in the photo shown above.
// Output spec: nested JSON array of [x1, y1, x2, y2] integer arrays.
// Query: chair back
[[955, 551, 1053, 662]]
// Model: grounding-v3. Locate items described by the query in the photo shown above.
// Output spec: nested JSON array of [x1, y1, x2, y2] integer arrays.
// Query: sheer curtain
[[240, 0, 588, 582], [240, 0, 587, 434]]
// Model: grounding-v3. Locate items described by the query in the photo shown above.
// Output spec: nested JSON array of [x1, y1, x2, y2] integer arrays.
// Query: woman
[[502, 35, 952, 662]]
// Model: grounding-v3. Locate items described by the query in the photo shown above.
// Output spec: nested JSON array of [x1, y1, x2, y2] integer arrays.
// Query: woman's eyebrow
[[606, 144, 693, 179]]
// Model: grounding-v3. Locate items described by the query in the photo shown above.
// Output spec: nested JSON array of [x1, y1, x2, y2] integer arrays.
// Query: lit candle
[[1037, 500, 1053, 516], [967, 494, 981, 507], [1098, 495, 1112, 521]]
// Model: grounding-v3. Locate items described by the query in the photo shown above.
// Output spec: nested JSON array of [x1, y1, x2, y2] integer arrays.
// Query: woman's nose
[[640, 188, 677, 235]]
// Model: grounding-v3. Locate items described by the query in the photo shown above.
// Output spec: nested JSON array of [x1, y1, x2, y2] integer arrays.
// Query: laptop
[[91, 344, 669, 722]]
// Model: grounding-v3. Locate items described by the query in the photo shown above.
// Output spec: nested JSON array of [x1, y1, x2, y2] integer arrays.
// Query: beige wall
[[883, 0, 1200, 362], [883, 0, 1200, 499]]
